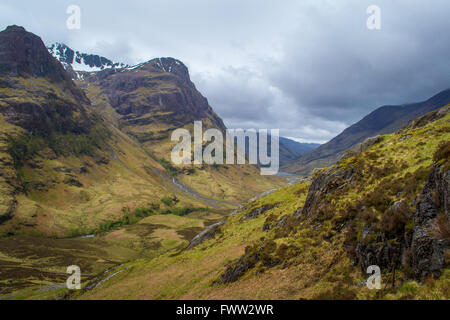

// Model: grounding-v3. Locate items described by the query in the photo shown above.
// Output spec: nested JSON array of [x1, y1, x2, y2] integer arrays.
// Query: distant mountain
[[240, 134, 319, 168], [47, 43, 128, 78], [279, 137, 319, 165], [283, 88, 450, 175]]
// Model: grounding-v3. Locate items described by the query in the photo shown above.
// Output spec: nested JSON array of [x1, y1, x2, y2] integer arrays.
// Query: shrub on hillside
[[161, 196, 178, 207], [431, 213, 450, 241], [378, 201, 413, 235], [433, 141, 450, 170]]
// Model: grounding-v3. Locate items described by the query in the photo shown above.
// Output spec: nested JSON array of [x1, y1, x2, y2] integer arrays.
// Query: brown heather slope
[[78, 105, 449, 300]]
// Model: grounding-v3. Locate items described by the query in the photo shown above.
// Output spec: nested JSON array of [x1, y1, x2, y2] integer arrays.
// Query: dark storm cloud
[[269, 0, 450, 124], [1, 0, 448, 143]]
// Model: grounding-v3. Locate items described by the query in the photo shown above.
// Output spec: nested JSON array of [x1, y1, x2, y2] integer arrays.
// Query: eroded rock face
[[0, 25, 62, 79], [412, 165, 450, 280], [355, 232, 403, 272], [355, 201, 414, 272], [217, 255, 257, 284], [80, 57, 226, 140], [301, 166, 355, 219], [300, 152, 449, 281]]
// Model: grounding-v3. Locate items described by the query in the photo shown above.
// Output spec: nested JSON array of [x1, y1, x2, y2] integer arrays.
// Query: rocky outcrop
[[301, 166, 355, 219], [405, 105, 450, 130], [216, 240, 279, 284], [186, 220, 225, 249], [351, 164, 449, 280], [240, 203, 279, 221], [299, 142, 449, 281], [217, 254, 257, 284], [411, 165, 450, 280], [354, 226, 405, 272]]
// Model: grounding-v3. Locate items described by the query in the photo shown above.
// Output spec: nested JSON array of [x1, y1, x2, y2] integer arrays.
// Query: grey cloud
[[0, 0, 448, 143], [269, 0, 450, 124]]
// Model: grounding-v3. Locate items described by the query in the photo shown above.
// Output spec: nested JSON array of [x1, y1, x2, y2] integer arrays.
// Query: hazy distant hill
[[283, 88, 450, 175], [279, 137, 319, 166]]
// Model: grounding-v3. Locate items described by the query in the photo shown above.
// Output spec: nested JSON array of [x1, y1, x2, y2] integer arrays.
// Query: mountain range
[[283, 88, 450, 175], [0, 25, 448, 300], [0, 25, 284, 238], [48, 42, 317, 166]]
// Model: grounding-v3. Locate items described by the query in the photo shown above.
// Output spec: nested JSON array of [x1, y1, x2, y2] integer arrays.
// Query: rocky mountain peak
[[148, 57, 190, 80], [0, 25, 68, 82], [4, 25, 26, 32]]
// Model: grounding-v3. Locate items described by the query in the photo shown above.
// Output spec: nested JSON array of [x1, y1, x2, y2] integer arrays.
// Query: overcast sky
[[1, 0, 449, 143]]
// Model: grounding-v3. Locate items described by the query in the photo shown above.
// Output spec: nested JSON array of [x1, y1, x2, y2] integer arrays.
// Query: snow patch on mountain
[[47, 43, 128, 78]]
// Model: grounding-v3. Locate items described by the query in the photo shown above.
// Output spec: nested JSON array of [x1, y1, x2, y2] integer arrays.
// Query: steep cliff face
[[0, 25, 93, 136], [101, 58, 224, 125], [0, 26, 67, 80]]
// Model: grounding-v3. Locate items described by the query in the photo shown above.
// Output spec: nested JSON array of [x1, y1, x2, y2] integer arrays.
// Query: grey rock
[[411, 165, 449, 280], [399, 134, 412, 141], [186, 220, 226, 249]]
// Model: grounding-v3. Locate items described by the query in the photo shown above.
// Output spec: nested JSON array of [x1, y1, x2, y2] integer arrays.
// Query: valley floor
[[0, 207, 231, 299]]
